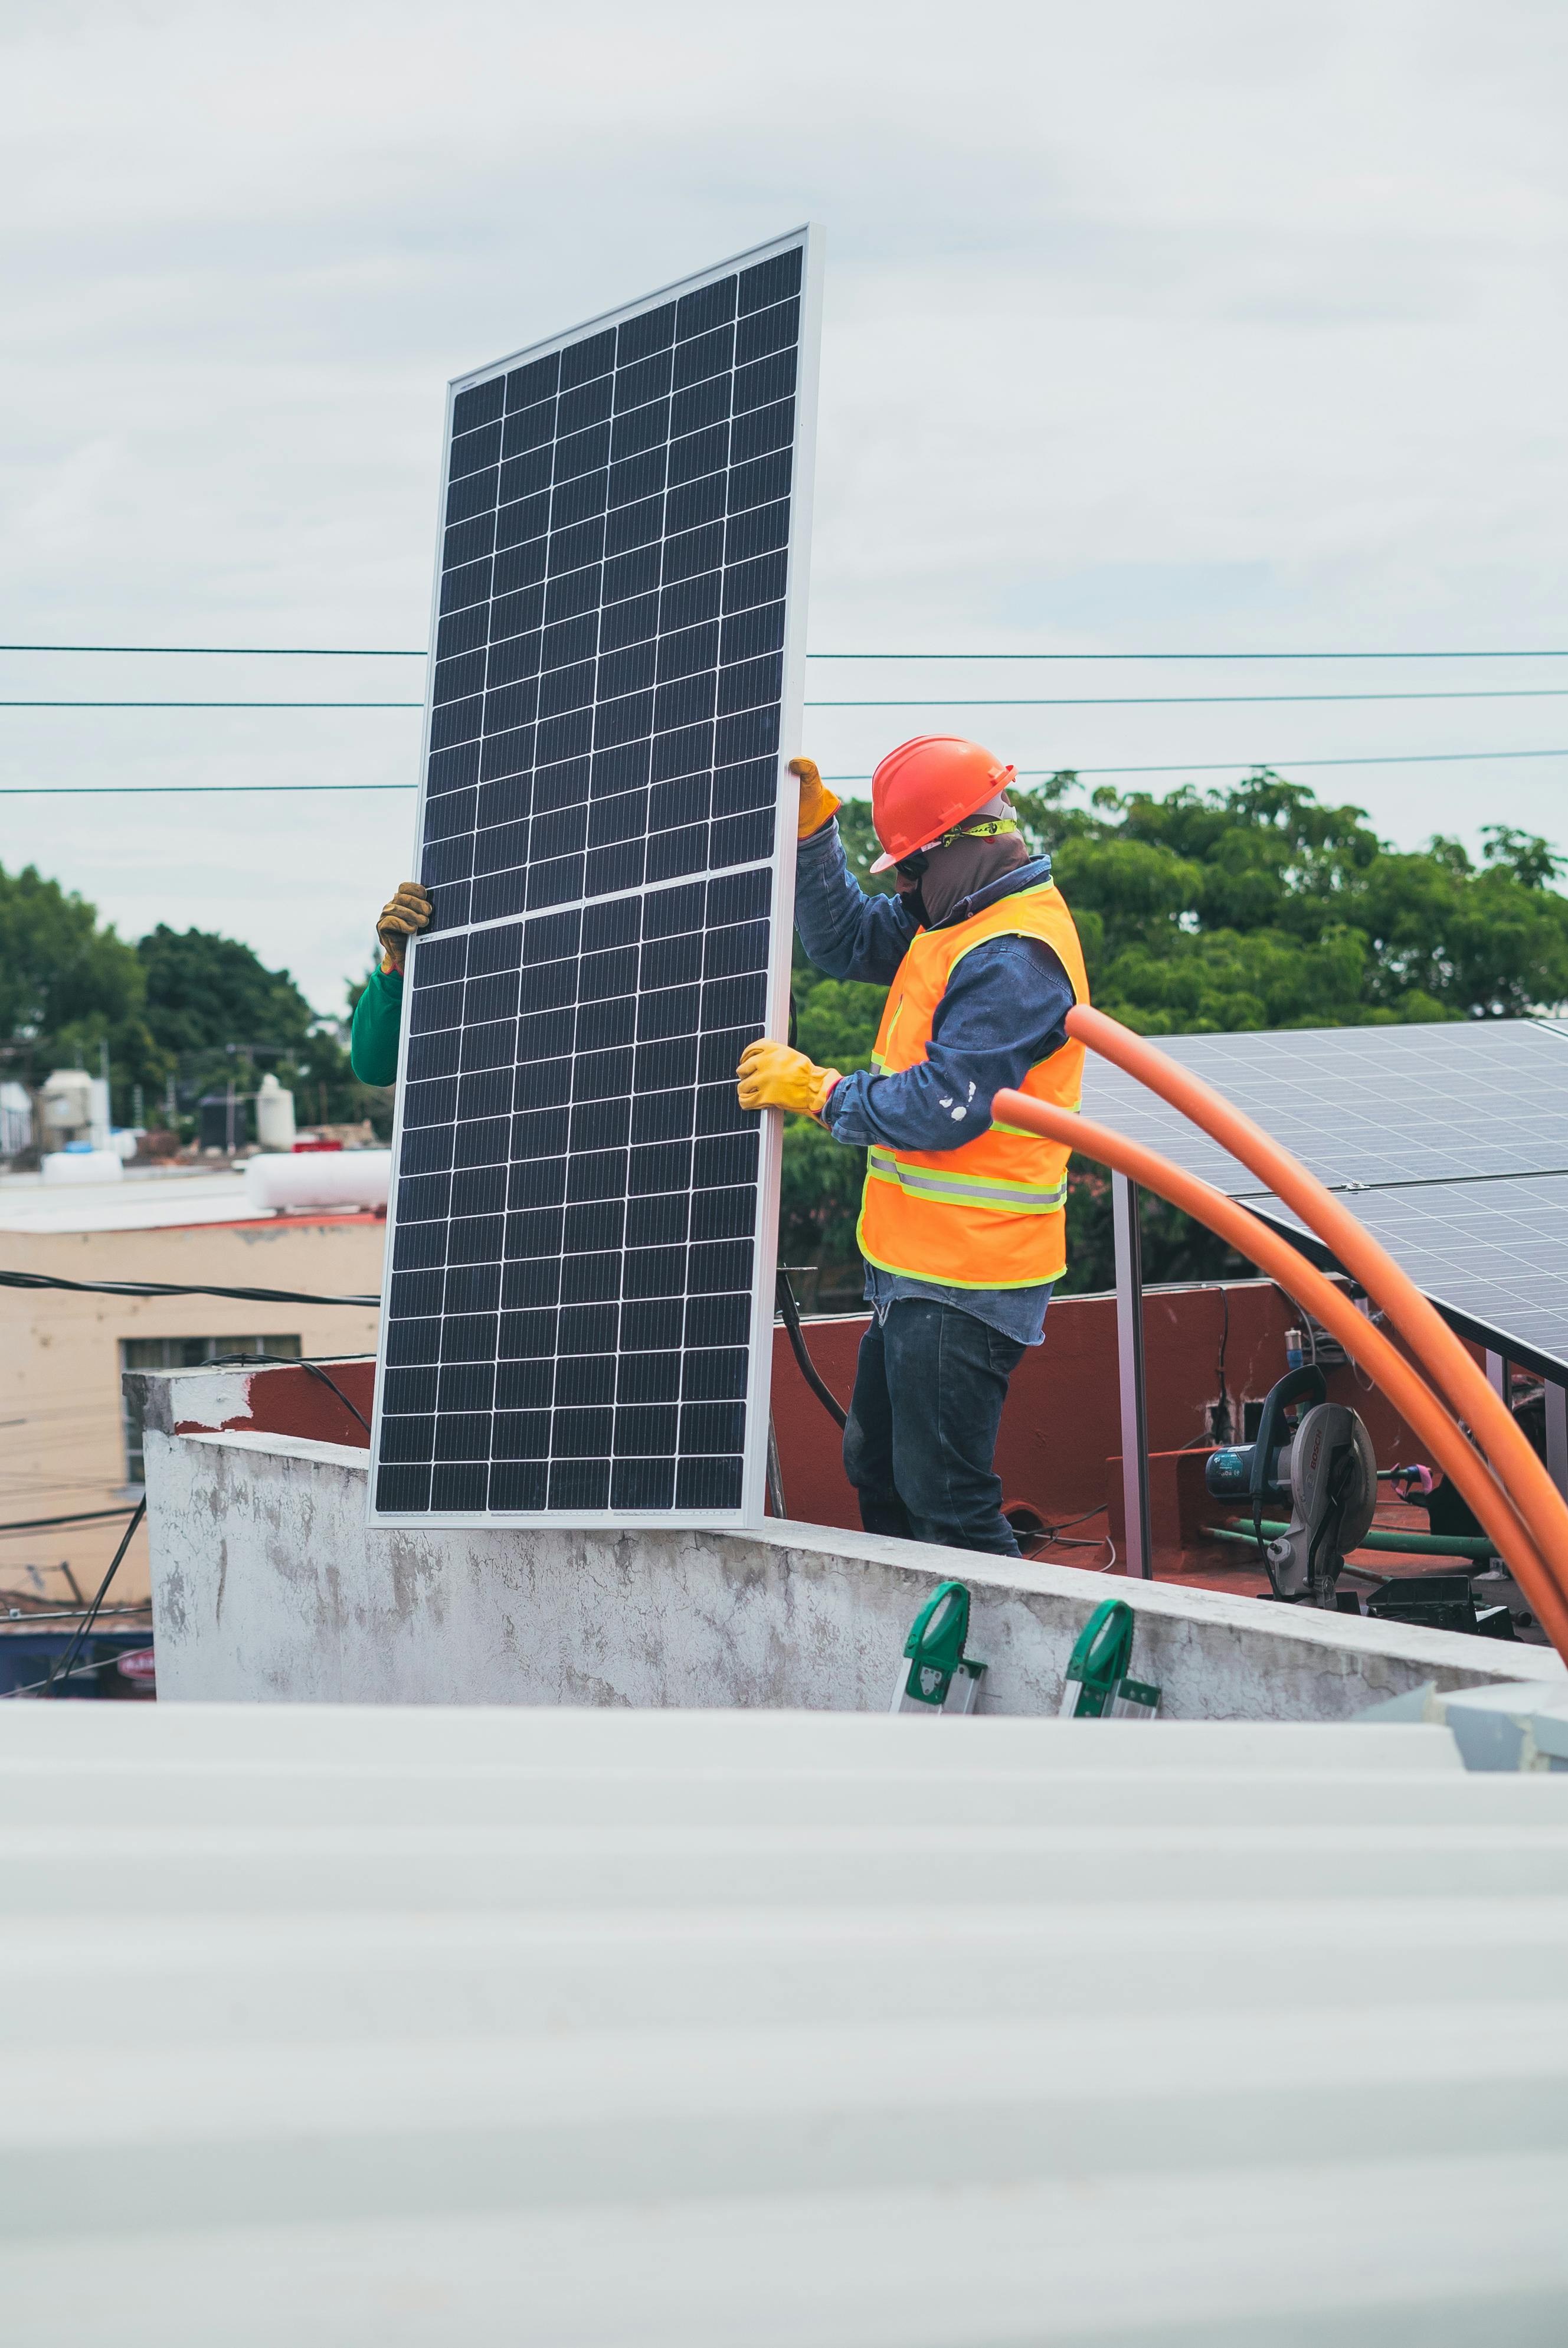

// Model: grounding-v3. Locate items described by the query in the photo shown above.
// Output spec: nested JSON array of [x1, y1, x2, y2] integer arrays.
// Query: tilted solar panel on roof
[[1251, 1176, 1568, 1382], [1075, 1018, 1568, 1377], [368, 228, 821, 1527], [1080, 1019, 1568, 1197]]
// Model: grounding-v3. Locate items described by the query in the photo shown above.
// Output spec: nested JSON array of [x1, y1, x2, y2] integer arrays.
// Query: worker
[[349, 882, 431, 1087], [736, 739, 1089, 1556]]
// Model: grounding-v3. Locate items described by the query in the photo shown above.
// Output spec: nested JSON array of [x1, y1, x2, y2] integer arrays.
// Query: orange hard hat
[[868, 735, 1017, 872]]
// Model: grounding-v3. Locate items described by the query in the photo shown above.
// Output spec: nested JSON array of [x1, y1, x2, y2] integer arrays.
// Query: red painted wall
[[176, 1280, 1446, 1536]]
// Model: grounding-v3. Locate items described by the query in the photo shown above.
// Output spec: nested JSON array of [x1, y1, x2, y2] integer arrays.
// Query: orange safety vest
[[856, 879, 1089, 1289]]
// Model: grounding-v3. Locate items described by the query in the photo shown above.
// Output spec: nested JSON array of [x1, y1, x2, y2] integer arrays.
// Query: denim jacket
[[794, 818, 1076, 1345]]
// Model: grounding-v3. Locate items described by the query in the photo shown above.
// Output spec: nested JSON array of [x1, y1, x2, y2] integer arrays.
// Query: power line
[[7, 744, 1568, 796], [806, 689, 1568, 708], [0, 700, 421, 709], [12, 685, 1568, 711], [0, 1505, 136, 1536], [0, 783, 412, 799], [8, 642, 1568, 660], [0, 643, 427, 657], [36, 1497, 146, 1698], [0, 1268, 378, 1307], [823, 747, 1568, 782], [810, 649, 1568, 662]]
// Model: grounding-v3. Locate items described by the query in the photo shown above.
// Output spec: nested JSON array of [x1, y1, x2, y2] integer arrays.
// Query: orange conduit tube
[[992, 1090, 1568, 1659], [1065, 1003, 1568, 1617]]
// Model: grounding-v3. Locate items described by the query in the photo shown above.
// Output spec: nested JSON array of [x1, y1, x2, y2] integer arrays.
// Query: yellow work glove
[[736, 1038, 843, 1120], [788, 754, 842, 839], [376, 881, 432, 974]]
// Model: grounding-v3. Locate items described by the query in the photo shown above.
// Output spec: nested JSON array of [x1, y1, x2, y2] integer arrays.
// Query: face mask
[[898, 814, 1028, 927]]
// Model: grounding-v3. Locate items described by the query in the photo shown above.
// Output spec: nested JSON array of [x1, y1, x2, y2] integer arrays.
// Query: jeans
[[842, 1299, 1027, 1557]]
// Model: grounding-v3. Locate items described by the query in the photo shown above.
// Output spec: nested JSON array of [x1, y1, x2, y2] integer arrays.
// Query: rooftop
[[0, 1165, 380, 1237]]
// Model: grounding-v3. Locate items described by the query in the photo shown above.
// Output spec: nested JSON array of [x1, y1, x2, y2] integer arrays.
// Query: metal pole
[[1112, 1172, 1153, 1578], [1485, 1351, 1508, 1403], [1546, 1383, 1568, 1504]]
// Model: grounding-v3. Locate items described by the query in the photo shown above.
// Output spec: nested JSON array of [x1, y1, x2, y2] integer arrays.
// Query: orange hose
[[1065, 1003, 1568, 1618], [993, 1089, 1568, 1657]]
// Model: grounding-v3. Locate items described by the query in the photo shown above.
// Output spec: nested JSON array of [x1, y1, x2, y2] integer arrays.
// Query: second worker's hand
[[788, 754, 842, 841], [376, 882, 432, 974]]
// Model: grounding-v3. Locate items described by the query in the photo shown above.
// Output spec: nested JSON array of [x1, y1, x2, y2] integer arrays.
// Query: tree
[[0, 871, 382, 1136], [0, 862, 160, 1102], [136, 926, 378, 1130], [137, 926, 319, 1062]]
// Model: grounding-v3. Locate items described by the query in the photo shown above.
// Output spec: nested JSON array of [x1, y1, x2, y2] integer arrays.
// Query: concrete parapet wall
[[142, 1420, 1563, 1720]]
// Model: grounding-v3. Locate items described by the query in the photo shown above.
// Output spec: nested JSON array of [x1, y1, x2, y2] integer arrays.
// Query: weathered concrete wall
[[143, 1423, 1564, 1721]]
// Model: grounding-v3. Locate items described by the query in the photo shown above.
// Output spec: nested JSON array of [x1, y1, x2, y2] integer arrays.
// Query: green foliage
[[137, 926, 318, 1061], [0, 862, 159, 1100], [1013, 769, 1568, 1032], [0, 870, 382, 1131]]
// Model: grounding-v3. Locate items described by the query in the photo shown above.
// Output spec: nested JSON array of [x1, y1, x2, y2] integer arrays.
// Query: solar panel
[[1248, 1177, 1568, 1381], [1081, 1019, 1568, 1198], [368, 228, 822, 1528]]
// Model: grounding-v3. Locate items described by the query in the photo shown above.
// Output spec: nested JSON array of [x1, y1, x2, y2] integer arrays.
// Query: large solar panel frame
[[367, 226, 823, 1531]]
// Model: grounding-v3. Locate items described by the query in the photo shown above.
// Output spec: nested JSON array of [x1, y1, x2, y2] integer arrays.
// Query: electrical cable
[[203, 1353, 370, 1435], [774, 1270, 848, 1430], [820, 747, 1568, 783], [1, 1602, 150, 1623], [11, 744, 1568, 795], [0, 643, 428, 657], [0, 784, 417, 794], [34, 1499, 146, 1700], [809, 650, 1568, 662], [0, 700, 421, 709], [0, 1269, 378, 1308], [0, 1505, 137, 1535], [806, 688, 1568, 708], [0, 1641, 151, 1700], [11, 642, 1568, 660], [17, 686, 1568, 711]]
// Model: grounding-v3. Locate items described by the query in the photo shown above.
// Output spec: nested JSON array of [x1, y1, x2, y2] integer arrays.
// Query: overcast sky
[[4, 0, 1568, 1013]]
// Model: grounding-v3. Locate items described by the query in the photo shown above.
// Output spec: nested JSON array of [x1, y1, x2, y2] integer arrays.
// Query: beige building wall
[[1, 1213, 384, 1605]]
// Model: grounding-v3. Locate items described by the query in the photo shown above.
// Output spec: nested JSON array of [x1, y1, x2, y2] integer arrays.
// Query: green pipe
[[1208, 1518, 1495, 1560]]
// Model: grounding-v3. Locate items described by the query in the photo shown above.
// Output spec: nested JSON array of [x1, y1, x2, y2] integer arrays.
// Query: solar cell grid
[[371, 230, 820, 1526], [1081, 1020, 1568, 1196], [1251, 1175, 1568, 1379]]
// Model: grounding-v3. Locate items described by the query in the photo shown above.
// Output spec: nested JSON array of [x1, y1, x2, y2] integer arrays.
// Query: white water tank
[[255, 1074, 297, 1152], [244, 1150, 391, 1213], [41, 1149, 123, 1185], [40, 1070, 94, 1145]]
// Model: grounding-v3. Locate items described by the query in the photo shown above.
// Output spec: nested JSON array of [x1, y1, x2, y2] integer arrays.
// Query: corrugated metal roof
[[1, 1704, 1566, 2342]]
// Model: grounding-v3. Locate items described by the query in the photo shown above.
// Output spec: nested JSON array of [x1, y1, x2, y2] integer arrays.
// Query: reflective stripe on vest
[[866, 1146, 1069, 1216], [855, 879, 1089, 1290]]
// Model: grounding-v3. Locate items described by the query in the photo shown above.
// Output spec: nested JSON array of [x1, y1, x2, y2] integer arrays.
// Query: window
[[119, 1335, 302, 1488]]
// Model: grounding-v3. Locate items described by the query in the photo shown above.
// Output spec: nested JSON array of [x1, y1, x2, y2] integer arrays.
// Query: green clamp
[[892, 1579, 986, 1713], [1059, 1598, 1136, 1718]]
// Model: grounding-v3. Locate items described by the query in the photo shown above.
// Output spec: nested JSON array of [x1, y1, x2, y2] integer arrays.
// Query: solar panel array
[[369, 230, 819, 1525], [1079, 1018, 1568, 1376], [1081, 1020, 1568, 1196], [1251, 1178, 1568, 1381]]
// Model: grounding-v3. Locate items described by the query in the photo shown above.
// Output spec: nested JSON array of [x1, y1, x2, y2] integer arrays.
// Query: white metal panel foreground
[[2, 1704, 1567, 2344]]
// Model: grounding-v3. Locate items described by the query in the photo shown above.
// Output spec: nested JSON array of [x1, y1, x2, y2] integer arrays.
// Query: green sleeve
[[349, 960, 405, 1088]]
